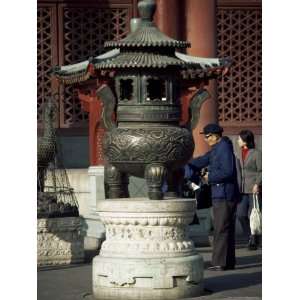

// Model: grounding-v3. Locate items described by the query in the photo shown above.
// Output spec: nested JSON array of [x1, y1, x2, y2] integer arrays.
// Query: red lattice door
[[217, 4, 262, 134], [58, 3, 132, 128], [37, 4, 59, 128]]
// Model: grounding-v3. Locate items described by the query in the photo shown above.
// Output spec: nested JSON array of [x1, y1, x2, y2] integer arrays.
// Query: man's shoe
[[207, 265, 223, 271], [248, 243, 258, 250], [248, 235, 258, 250], [208, 265, 235, 271]]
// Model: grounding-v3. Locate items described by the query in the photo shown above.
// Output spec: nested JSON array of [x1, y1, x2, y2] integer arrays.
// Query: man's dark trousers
[[212, 200, 236, 268]]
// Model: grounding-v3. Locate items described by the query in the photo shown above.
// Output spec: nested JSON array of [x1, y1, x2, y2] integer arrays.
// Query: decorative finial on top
[[138, 0, 156, 21]]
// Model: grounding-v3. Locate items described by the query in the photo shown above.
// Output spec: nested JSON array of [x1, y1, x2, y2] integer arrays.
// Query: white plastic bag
[[250, 194, 262, 235]]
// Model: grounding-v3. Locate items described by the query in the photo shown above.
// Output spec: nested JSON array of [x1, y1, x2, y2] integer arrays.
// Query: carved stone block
[[37, 217, 84, 266]]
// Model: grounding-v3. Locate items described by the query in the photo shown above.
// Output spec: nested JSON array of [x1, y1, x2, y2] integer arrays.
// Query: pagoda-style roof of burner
[[53, 0, 232, 84], [53, 50, 231, 84]]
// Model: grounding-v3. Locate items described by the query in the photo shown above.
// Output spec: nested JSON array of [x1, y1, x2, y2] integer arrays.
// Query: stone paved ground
[[37, 240, 261, 300], [185, 243, 262, 300]]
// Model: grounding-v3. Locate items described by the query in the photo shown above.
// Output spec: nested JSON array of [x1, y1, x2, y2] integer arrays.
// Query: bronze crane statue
[[37, 97, 57, 192]]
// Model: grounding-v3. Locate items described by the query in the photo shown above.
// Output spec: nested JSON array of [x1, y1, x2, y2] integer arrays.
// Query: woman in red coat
[[236, 130, 262, 250]]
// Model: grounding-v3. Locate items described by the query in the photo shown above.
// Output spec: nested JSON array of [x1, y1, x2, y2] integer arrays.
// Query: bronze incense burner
[[54, 0, 231, 200]]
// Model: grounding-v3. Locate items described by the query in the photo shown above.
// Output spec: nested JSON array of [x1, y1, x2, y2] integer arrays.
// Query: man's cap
[[200, 123, 223, 135]]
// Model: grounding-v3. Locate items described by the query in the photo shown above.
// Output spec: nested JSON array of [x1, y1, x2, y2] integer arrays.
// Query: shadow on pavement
[[38, 262, 90, 272], [235, 263, 262, 270], [205, 271, 262, 292], [236, 253, 262, 265], [203, 253, 261, 270]]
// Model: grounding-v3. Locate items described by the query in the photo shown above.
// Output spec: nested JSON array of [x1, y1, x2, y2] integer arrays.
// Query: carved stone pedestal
[[37, 217, 84, 267], [93, 198, 204, 300], [84, 166, 106, 252]]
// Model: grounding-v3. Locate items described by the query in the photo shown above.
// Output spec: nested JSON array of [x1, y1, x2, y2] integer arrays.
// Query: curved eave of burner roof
[[52, 61, 90, 85], [177, 53, 232, 80], [52, 49, 120, 85], [53, 49, 232, 85]]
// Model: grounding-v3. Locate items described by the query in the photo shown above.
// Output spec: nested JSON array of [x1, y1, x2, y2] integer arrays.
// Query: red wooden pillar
[[154, 0, 218, 157], [185, 0, 218, 157], [154, 0, 180, 39], [78, 89, 105, 166]]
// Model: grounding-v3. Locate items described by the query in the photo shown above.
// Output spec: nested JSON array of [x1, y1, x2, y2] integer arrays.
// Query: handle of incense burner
[[189, 89, 210, 130], [96, 85, 117, 130]]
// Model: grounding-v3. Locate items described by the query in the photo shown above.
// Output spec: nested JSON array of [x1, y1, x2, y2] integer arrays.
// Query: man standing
[[189, 123, 240, 271]]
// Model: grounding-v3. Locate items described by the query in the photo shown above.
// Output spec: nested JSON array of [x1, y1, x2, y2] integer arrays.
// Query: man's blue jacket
[[188, 137, 240, 203]]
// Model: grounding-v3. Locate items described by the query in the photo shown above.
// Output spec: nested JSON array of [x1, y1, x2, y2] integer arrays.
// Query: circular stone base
[[93, 254, 204, 300], [93, 198, 204, 300]]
